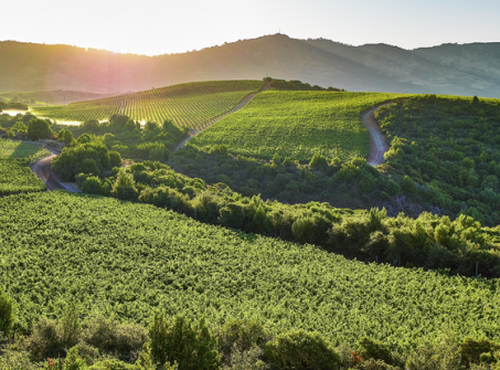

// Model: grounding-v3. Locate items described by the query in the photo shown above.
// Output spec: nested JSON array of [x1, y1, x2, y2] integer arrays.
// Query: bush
[[358, 337, 395, 366], [218, 319, 270, 366], [28, 304, 82, 360], [264, 330, 341, 370], [81, 176, 103, 195], [460, 338, 500, 368], [28, 118, 53, 141], [29, 317, 64, 359], [84, 314, 148, 362], [111, 170, 139, 201], [402, 175, 417, 196], [80, 158, 101, 176], [309, 153, 327, 168], [0, 288, 15, 337], [109, 151, 122, 168], [149, 313, 220, 370]]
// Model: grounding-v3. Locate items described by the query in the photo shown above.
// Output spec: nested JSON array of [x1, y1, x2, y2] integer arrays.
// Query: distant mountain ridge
[[1, 35, 499, 98]]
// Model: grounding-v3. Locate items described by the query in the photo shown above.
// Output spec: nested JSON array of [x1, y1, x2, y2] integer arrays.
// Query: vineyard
[[0, 159, 46, 195], [190, 91, 407, 162], [0, 138, 50, 160], [2, 191, 500, 350], [0, 139, 48, 195], [32, 80, 264, 129]]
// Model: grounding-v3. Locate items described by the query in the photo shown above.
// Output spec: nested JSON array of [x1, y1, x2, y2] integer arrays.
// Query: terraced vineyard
[[32, 80, 264, 129], [191, 91, 407, 161], [3, 191, 500, 350]]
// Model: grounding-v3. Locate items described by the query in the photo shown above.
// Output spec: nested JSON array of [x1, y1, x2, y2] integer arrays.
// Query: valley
[[1, 77, 500, 369]]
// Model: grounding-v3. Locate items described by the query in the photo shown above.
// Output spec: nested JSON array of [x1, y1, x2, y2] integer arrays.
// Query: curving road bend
[[361, 104, 390, 166], [31, 150, 80, 192]]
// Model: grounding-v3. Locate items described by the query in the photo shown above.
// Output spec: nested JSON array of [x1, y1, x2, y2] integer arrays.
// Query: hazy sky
[[1, 0, 499, 55]]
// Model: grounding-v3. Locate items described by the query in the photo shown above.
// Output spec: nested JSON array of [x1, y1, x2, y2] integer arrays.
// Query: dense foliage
[[52, 140, 116, 181], [191, 91, 404, 162], [376, 95, 500, 226], [27, 118, 54, 141], [81, 159, 500, 277], [2, 192, 500, 351], [33, 80, 264, 129]]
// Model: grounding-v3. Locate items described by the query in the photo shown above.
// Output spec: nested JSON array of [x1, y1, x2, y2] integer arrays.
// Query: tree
[[111, 169, 138, 200], [28, 118, 53, 141]]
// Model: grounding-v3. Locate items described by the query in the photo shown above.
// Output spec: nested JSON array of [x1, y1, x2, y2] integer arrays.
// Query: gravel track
[[361, 104, 391, 166], [31, 148, 80, 192]]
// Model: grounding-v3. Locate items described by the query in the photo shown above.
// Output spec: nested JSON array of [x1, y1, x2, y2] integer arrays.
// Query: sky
[[1, 0, 499, 56]]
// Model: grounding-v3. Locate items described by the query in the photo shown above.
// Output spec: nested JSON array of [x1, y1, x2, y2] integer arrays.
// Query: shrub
[[309, 153, 327, 168], [0, 288, 15, 337], [149, 314, 220, 370], [29, 317, 63, 359], [109, 151, 122, 168], [385, 179, 401, 196], [219, 203, 245, 229], [81, 176, 103, 195], [218, 319, 270, 366], [111, 170, 139, 201], [402, 176, 417, 196], [265, 330, 341, 370], [358, 337, 394, 366], [80, 158, 101, 176], [460, 338, 500, 368], [28, 118, 53, 141], [84, 314, 148, 362], [282, 157, 293, 167]]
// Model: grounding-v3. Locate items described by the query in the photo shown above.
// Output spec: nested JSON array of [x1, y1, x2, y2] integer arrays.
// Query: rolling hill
[[1, 35, 500, 97]]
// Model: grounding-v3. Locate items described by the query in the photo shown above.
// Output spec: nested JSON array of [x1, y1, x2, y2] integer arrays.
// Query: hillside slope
[[1, 36, 500, 97], [3, 191, 500, 348]]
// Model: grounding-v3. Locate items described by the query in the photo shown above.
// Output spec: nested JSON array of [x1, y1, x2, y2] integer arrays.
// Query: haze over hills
[[1, 34, 500, 97]]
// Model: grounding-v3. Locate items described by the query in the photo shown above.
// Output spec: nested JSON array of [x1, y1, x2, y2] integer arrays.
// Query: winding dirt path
[[31, 148, 80, 192], [174, 83, 270, 151], [361, 104, 391, 166]]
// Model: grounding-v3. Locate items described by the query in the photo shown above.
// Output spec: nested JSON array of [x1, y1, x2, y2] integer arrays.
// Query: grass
[[32, 80, 264, 129], [3, 191, 500, 350], [191, 91, 406, 162]]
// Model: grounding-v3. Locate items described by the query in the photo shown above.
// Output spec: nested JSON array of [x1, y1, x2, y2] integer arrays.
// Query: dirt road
[[361, 104, 390, 166], [31, 150, 80, 192], [174, 83, 270, 151]]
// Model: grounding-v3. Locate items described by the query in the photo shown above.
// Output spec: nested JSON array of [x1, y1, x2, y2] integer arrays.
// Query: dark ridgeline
[[1, 35, 500, 97]]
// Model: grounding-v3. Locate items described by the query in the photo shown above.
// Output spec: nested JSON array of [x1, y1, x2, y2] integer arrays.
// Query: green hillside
[[191, 91, 404, 161], [2, 191, 500, 350], [376, 94, 500, 225], [32, 80, 264, 129]]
